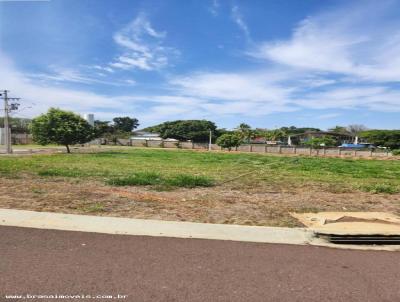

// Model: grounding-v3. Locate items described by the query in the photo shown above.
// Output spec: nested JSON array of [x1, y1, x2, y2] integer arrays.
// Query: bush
[[303, 137, 337, 148], [216, 133, 242, 151], [360, 130, 400, 149], [392, 149, 400, 156]]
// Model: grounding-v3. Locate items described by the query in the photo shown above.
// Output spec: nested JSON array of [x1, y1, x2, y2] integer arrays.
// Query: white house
[[131, 130, 178, 141]]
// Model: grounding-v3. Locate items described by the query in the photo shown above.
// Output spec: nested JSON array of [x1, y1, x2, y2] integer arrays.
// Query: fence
[[11, 133, 33, 145], [91, 139, 393, 158]]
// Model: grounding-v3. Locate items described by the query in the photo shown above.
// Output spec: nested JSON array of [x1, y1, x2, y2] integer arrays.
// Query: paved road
[[1, 226, 399, 302]]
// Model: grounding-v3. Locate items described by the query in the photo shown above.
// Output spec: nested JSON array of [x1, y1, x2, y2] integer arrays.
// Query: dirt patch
[[0, 175, 399, 227]]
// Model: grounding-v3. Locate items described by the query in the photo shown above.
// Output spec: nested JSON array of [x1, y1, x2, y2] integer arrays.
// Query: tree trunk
[[65, 144, 70, 153]]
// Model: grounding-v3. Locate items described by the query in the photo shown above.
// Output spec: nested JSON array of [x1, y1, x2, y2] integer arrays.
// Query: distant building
[[289, 131, 354, 146], [83, 114, 94, 126], [131, 130, 178, 141]]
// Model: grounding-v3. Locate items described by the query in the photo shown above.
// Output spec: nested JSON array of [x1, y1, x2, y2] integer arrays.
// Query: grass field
[[0, 148, 399, 226]]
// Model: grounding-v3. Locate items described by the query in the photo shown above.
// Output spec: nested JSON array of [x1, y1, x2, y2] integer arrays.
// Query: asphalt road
[[1, 226, 399, 302]]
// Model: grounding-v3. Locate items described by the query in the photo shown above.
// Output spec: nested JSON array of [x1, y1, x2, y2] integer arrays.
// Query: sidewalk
[[0, 208, 311, 245]]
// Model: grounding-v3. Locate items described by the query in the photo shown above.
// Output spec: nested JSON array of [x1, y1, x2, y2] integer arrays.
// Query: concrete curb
[[0, 209, 312, 245], [1, 209, 398, 251]]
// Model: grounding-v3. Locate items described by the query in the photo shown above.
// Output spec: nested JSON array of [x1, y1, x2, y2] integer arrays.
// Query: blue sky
[[1, 0, 400, 129]]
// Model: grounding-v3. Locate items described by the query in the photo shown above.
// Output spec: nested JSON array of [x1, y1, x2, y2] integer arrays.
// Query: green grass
[[106, 172, 214, 188], [1, 147, 400, 192], [358, 183, 399, 194]]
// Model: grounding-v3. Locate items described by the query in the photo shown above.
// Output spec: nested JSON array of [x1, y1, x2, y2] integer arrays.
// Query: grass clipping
[[106, 172, 214, 188]]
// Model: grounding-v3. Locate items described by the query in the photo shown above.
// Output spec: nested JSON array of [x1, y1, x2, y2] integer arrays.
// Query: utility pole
[[208, 130, 212, 151], [1, 90, 20, 154]]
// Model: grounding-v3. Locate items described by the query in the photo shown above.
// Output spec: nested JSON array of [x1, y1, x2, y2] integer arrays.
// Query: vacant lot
[[0, 147, 399, 227]]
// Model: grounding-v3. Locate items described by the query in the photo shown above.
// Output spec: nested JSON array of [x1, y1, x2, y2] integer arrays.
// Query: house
[[131, 130, 178, 142], [289, 131, 354, 146]]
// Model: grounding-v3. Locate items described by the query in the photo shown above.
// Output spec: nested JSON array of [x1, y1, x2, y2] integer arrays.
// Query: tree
[[156, 120, 217, 142], [280, 126, 321, 135], [347, 124, 367, 136], [360, 130, 400, 149], [328, 125, 349, 134], [216, 133, 242, 151], [264, 129, 287, 141], [235, 123, 254, 143], [94, 120, 112, 137], [113, 117, 139, 132], [303, 136, 337, 149], [30, 108, 95, 153]]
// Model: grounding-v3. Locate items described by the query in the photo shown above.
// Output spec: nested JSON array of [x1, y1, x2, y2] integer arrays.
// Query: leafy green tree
[[156, 120, 217, 142], [303, 137, 337, 149], [236, 123, 254, 143], [328, 125, 349, 134], [30, 108, 95, 153], [360, 130, 400, 149], [94, 120, 112, 137], [280, 126, 321, 135], [264, 129, 287, 141], [216, 133, 242, 151], [113, 117, 139, 132]]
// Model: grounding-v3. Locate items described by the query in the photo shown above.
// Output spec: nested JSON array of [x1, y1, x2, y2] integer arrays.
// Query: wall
[[98, 139, 393, 158]]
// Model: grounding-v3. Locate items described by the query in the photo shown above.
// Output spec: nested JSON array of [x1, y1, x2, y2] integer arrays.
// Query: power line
[[1, 90, 21, 154]]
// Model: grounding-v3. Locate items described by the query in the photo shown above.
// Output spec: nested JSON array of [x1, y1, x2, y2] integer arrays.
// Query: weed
[[165, 174, 214, 188], [106, 172, 214, 188], [82, 203, 106, 213], [106, 172, 162, 186], [358, 183, 399, 194]]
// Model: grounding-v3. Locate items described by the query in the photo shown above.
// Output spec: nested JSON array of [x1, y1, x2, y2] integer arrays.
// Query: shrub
[[392, 149, 400, 156], [216, 133, 242, 151]]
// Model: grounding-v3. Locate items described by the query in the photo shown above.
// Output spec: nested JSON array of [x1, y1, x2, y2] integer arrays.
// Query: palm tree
[[264, 129, 287, 142], [236, 123, 253, 143]]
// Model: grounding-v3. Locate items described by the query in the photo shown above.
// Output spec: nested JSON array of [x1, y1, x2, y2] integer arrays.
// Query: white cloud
[[27, 66, 136, 87], [110, 13, 177, 71], [231, 5, 250, 39], [0, 52, 135, 118], [253, 2, 400, 82], [296, 86, 400, 111], [209, 0, 220, 16], [4, 1, 400, 127], [171, 72, 291, 103], [316, 113, 341, 120]]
